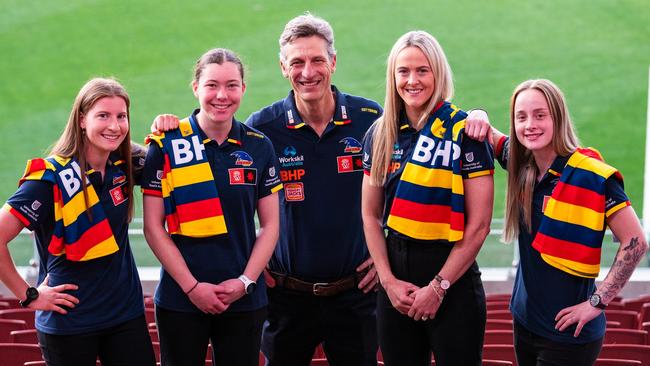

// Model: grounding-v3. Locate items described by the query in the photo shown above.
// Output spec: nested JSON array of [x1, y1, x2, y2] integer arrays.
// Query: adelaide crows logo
[[230, 151, 253, 166], [339, 137, 362, 153]]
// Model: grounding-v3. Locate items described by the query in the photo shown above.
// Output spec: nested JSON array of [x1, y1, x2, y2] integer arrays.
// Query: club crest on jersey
[[231, 151, 254, 167], [339, 137, 362, 154], [31, 200, 42, 211], [113, 175, 126, 185]]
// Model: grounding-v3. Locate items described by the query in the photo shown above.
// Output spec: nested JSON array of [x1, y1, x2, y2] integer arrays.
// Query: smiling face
[[394, 46, 435, 123], [80, 96, 129, 158], [280, 35, 336, 106], [514, 88, 555, 156], [193, 61, 246, 125]]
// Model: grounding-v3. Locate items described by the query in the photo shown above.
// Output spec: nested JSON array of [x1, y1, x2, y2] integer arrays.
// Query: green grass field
[[1, 0, 648, 266]]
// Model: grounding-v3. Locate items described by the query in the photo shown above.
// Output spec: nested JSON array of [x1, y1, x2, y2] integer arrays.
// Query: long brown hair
[[50, 77, 134, 221], [503, 79, 580, 242], [369, 31, 453, 186]]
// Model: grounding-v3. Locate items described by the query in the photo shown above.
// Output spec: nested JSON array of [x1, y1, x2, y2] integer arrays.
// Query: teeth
[[300, 81, 319, 86]]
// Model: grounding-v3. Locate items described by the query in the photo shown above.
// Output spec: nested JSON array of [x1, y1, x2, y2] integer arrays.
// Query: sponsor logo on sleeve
[[31, 200, 42, 211], [284, 182, 305, 202], [156, 170, 163, 180]]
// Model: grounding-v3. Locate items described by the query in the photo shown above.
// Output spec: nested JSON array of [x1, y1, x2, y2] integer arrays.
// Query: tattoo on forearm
[[600, 237, 646, 302]]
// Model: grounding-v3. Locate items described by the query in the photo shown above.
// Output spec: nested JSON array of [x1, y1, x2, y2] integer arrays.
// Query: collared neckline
[[189, 109, 244, 146], [283, 85, 351, 129]]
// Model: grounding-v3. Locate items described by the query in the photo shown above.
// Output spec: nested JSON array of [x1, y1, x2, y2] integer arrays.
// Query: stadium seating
[[486, 319, 514, 330], [604, 328, 647, 345], [10, 329, 37, 344], [486, 301, 510, 311], [594, 360, 642, 366], [0, 343, 43, 366], [484, 330, 514, 345], [0, 309, 36, 328], [605, 310, 639, 329], [482, 344, 517, 365], [599, 344, 650, 365], [0, 319, 27, 343]]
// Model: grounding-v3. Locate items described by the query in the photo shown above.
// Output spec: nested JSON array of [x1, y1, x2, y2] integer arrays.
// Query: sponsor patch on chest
[[337, 154, 364, 173], [284, 182, 305, 202], [229, 168, 257, 185], [110, 185, 127, 206]]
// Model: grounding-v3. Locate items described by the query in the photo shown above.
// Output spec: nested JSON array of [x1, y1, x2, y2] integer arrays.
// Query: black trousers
[[261, 285, 377, 366], [377, 234, 486, 366], [156, 306, 266, 366], [514, 320, 603, 366], [37, 315, 156, 366]]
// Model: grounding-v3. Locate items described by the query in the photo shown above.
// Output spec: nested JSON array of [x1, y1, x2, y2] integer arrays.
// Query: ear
[[192, 80, 199, 98], [241, 81, 247, 94], [79, 113, 86, 130], [280, 60, 289, 79], [330, 54, 337, 74]]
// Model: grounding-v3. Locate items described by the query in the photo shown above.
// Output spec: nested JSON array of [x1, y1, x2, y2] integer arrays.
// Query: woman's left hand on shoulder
[[407, 285, 442, 322], [215, 278, 246, 305], [554, 301, 603, 337]]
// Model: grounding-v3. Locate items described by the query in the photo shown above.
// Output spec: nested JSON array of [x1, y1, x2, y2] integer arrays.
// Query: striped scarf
[[146, 117, 227, 237], [532, 148, 628, 278], [19, 156, 120, 261], [386, 102, 467, 241]]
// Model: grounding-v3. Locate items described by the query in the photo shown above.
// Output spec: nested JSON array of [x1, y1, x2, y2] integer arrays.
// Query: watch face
[[440, 280, 450, 290], [589, 294, 601, 307], [246, 282, 257, 294], [26, 287, 38, 300]]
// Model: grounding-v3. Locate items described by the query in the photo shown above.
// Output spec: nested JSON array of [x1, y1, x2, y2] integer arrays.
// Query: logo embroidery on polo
[[231, 151, 254, 167], [279, 146, 304, 168], [337, 155, 364, 173], [339, 137, 362, 154], [113, 175, 126, 185], [110, 186, 127, 206]]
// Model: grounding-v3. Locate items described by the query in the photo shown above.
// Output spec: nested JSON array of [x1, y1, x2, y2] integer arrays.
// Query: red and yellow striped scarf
[[146, 117, 227, 237], [532, 148, 628, 278]]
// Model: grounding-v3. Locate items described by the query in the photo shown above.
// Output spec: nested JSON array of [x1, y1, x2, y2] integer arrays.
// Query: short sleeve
[[362, 124, 376, 174], [141, 143, 164, 197], [257, 139, 283, 199], [604, 175, 630, 217], [4, 180, 54, 231], [460, 137, 495, 179]]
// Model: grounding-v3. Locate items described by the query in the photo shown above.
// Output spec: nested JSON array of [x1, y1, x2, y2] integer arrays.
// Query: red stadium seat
[[310, 359, 329, 365], [607, 321, 622, 328], [605, 310, 639, 329], [0, 343, 43, 366], [486, 301, 510, 311], [487, 310, 513, 320], [605, 301, 626, 311], [599, 344, 650, 365], [482, 344, 517, 365], [0, 298, 22, 309], [0, 309, 36, 329], [483, 361, 513, 366], [622, 295, 650, 313], [594, 359, 642, 366], [486, 319, 513, 331], [484, 330, 514, 345], [145, 308, 156, 325], [10, 329, 38, 344], [637, 303, 650, 328], [152, 341, 160, 362], [604, 328, 647, 345], [0, 319, 27, 343], [149, 328, 159, 342], [486, 293, 512, 302]]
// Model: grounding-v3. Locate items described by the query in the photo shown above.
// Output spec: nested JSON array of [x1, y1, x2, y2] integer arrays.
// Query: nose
[[216, 86, 227, 100], [407, 72, 417, 85], [301, 62, 315, 78], [107, 117, 120, 131]]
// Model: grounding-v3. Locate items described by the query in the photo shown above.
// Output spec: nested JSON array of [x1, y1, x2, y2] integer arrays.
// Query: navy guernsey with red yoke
[[141, 111, 282, 313], [363, 108, 494, 239], [246, 86, 382, 282], [4, 157, 144, 335]]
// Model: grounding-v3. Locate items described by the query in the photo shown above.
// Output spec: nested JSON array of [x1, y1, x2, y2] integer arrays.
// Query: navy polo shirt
[[246, 86, 382, 282], [5, 160, 144, 335], [363, 111, 494, 238], [497, 140, 628, 343], [142, 111, 282, 313]]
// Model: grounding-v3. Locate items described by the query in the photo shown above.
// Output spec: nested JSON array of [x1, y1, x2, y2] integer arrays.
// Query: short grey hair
[[279, 13, 336, 62]]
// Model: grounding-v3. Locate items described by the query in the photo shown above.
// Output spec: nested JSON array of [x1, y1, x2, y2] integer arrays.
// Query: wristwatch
[[19, 287, 39, 308], [238, 275, 257, 295], [589, 293, 607, 310], [435, 275, 450, 292]]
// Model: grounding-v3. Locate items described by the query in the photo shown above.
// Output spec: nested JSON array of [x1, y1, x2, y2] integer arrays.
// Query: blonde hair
[[51, 77, 134, 220], [369, 30, 453, 186], [503, 79, 580, 242]]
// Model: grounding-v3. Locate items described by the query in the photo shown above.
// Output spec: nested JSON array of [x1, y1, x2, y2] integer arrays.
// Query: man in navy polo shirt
[[246, 14, 381, 366]]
